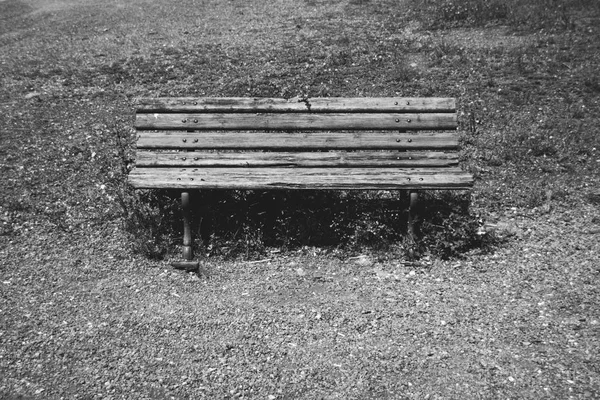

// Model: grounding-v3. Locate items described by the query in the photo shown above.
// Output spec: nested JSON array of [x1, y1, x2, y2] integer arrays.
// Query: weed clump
[[117, 189, 179, 260], [202, 190, 494, 260], [416, 191, 494, 259], [196, 190, 406, 257], [114, 186, 492, 261], [108, 120, 180, 260]]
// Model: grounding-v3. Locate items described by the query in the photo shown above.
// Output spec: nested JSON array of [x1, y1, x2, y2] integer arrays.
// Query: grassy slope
[[1, 0, 599, 398]]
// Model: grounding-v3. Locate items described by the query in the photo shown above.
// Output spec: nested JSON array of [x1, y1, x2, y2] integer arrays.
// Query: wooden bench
[[128, 97, 474, 270]]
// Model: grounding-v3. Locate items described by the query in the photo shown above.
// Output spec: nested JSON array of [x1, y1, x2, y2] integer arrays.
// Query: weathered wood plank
[[136, 132, 459, 150], [135, 151, 459, 168], [135, 113, 457, 131], [135, 97, 456, 113], [128, 167, 474, 190]]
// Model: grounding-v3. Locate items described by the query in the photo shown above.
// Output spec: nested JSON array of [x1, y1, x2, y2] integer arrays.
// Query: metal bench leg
[[407, 190, 419, 240], [172, 191, 203, 274]]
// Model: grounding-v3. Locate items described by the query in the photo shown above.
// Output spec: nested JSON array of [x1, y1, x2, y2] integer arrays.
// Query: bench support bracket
[[172, 191, 206, 275], [408, 190, 419, 239]]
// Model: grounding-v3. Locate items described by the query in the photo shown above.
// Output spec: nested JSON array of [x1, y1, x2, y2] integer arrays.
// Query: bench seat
[[129, 167, 472, 190]]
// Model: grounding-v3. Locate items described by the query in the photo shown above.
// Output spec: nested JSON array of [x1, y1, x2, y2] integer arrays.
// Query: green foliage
[[117, 189, 179, 260], [194, 190, 407, 258], [416, 192, 496, 259], [114, 188, 493, 261], [409, 0, 599, 30], [109, 122, 179, 260], [437, 0, 508, 25]]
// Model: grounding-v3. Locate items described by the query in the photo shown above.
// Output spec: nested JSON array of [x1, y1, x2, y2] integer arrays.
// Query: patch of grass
[[417, 191, 497, 259], [108, 120, 179, 260], [409, 0, 600, 30], [117, 188, 179, 260], [194, 190, 408, 258], [121, 189, 491, 261], [0, 0, 34, 35]]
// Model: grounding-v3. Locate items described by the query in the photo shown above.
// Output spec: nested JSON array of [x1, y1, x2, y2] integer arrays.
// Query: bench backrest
[[130, 97, 473, 189]]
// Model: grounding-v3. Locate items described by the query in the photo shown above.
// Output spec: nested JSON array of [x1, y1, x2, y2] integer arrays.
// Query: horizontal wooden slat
[[135, 97, 456, 113], [136, 132, 459, 150], [135, 113, 457, 131], [135, 151, 459, 168], [128, 167, 474, 190]]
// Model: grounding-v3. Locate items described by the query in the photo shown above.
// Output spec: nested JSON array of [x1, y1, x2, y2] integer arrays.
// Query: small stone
[[25, 92, 41, 100], [352, 255, 373, 267], [374, 268, 392, 280]]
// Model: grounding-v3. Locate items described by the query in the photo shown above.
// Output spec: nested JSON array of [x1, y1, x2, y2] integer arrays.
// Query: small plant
[[188, 189, 493, 260], [117, 188, 179, 259], [109, 121, 179, 260], [416, 191, 496, 259]]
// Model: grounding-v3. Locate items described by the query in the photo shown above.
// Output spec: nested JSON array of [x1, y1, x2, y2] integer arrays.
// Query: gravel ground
[[1, 198, 599, 399]]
